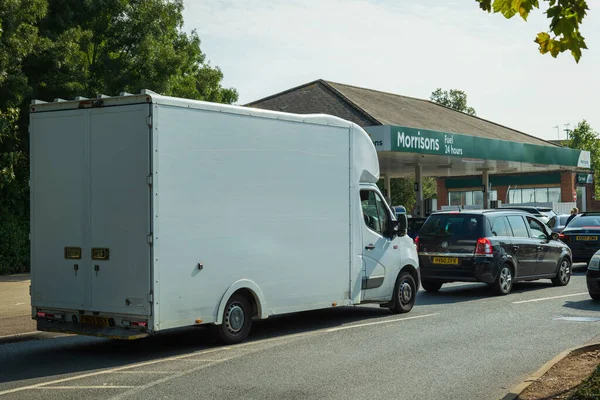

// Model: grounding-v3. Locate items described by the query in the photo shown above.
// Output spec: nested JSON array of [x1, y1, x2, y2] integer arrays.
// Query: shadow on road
[[0, 306, 393, 385], [416, 280, 558, 305], [562, 299, 600, 312]]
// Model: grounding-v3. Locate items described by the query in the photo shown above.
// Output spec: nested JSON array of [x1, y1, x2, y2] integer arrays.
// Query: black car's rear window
[[568, 215, 600, 228], [419, 214, 483, 238]]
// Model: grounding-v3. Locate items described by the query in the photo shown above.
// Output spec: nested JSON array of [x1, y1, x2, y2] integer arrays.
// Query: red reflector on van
[[37, 312, 46, 318]]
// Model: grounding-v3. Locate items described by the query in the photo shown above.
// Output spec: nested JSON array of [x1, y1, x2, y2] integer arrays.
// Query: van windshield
[[419, 214, 483, 239]]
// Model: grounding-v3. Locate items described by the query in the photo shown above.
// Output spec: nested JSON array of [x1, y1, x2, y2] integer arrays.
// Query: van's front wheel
[[389, 271, 416, 314], [213, 293, 252, 344]]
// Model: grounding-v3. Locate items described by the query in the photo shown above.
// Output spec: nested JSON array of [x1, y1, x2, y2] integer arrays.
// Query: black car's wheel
[[212, 293, 252, 344], [590, 292, 600, 301], [551, 258, 571, 286], [389, 271, 416, 314], [421, 279, 443, 292], [493, 264, 513, 295]]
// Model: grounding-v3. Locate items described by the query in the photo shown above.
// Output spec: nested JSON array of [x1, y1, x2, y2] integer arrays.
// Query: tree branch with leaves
[[476, 0, 589, 62]]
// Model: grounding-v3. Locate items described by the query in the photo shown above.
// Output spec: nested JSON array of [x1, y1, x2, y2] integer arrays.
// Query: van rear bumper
[[37, 319, 150, 340]]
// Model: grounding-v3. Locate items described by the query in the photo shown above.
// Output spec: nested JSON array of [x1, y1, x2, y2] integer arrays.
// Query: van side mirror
[[394, 215, 407, 237], [550, 232, 560, 240]]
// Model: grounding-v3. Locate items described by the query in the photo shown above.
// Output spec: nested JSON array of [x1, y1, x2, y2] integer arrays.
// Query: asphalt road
[[1, 266, 600, 400]]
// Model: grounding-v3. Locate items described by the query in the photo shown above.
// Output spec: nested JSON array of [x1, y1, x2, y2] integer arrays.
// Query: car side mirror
[[550, 232, 560, 240]]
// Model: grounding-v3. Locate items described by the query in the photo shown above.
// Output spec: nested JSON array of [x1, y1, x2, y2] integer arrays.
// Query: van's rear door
[[31, 104, 152, 316], [88, 105, 152, 316], [31, 110, 87, 310]]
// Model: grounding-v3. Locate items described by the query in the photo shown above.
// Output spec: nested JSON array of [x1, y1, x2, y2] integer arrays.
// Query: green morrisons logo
[[396, 129, 464, 155]]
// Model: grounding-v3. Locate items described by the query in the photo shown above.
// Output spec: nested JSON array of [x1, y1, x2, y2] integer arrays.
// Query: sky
[[182, 0, 600, 142]]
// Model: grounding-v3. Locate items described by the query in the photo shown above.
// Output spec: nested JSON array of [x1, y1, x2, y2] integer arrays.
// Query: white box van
[[29, 90, 420, 343]]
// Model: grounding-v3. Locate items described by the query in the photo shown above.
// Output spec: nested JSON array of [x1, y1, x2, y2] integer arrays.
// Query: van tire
[[492, 264, 513, 295], [389, 271, 416, 314], [212, 293, 252, 344], [551, 258, 571, 286], [421, 279, 442, 292]]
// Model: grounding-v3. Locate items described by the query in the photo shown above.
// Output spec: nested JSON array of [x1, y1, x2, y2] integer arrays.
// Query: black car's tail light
[[475, 238, 493, 255]]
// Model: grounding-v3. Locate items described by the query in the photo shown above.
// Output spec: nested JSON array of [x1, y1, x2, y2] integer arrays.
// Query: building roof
[[247, 79, 557, 147]]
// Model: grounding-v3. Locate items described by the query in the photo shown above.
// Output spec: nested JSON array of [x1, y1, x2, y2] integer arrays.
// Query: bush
[[0, 209, 30, 275]]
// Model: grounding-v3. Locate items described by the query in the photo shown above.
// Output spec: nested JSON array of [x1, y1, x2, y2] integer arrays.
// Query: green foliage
[[27, 0, 238, 102], [562, 120, 600, 195], [569, 362, 600, 399], [476, 0, 589, 62], [378, 177, 437, 212], [0, 0, 238, 275], [430, 88, 476, 116]]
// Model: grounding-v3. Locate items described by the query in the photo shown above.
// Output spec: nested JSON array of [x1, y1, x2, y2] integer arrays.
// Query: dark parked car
[[500, 206, 556, 226], [407, 217, 426, 239], [559, 212, 600, 265], [416, 209, 572, 295], [548, 214, 571, 233], [586, 249, 600, 300]]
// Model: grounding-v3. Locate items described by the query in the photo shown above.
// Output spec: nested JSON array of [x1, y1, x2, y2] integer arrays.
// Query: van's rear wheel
[[389, 272, 416, 314], [213, 293, 252, 344]]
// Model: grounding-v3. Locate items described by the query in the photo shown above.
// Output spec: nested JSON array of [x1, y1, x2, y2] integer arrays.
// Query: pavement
[[0, 274, 36, 338]]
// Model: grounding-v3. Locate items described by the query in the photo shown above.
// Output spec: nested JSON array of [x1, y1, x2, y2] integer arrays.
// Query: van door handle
[[512, 245, 519, 251], [365, 244, 376, 250]]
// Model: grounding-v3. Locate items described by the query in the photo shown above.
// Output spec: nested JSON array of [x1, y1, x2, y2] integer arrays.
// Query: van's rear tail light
[[122, 320, 147, 328], [475, 238, 493, 256], [414, 236, 420, 251], [37, 311, 64, 320]]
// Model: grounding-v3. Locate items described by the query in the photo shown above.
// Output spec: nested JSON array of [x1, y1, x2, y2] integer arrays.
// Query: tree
[[378, 177, 437, 213], [476, 0, 589, 63], [562, 120, 600, 195], [25, 0, 238, 104], [0, 0, 238, 274], [430, 89, 476, 116]]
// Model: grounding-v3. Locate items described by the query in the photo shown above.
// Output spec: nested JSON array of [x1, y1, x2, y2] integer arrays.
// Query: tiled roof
[[247, 79, 557, 147]]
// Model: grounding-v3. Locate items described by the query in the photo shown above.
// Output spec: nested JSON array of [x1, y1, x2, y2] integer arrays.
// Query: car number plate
[[576, 236, 598, 241], [432, 257, 459, 265], [80, 315, 110, 326]]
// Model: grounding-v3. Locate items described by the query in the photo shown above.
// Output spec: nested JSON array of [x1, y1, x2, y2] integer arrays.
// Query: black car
[[407, 217, 426, 239], [586, 249, 600, 300], [500, 206, 556, 226], [559, 212, 600, 264], [416, 209, 572, 295], [548, 214, 571, 233]]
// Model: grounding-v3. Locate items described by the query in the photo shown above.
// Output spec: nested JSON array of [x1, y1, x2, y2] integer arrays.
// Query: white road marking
[[513, 292, 589, 304], [326, 313, 438, 332], [33, 386, 135, 390], [0, 312, 437, 396], [14, 303, 27, 306], [110, 371, 173, 374], [0, 347, 230, 396]]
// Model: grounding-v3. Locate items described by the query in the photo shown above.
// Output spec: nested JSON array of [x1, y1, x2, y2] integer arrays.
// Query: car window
[[506, 215, 529, 238], [490, 216, 511, 236], [527, 217, 548, 239], [360, 190, 389, 236], [567, 216, 600, 228], [419, 214, 482, 239], [547, 216, 557, 229]]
